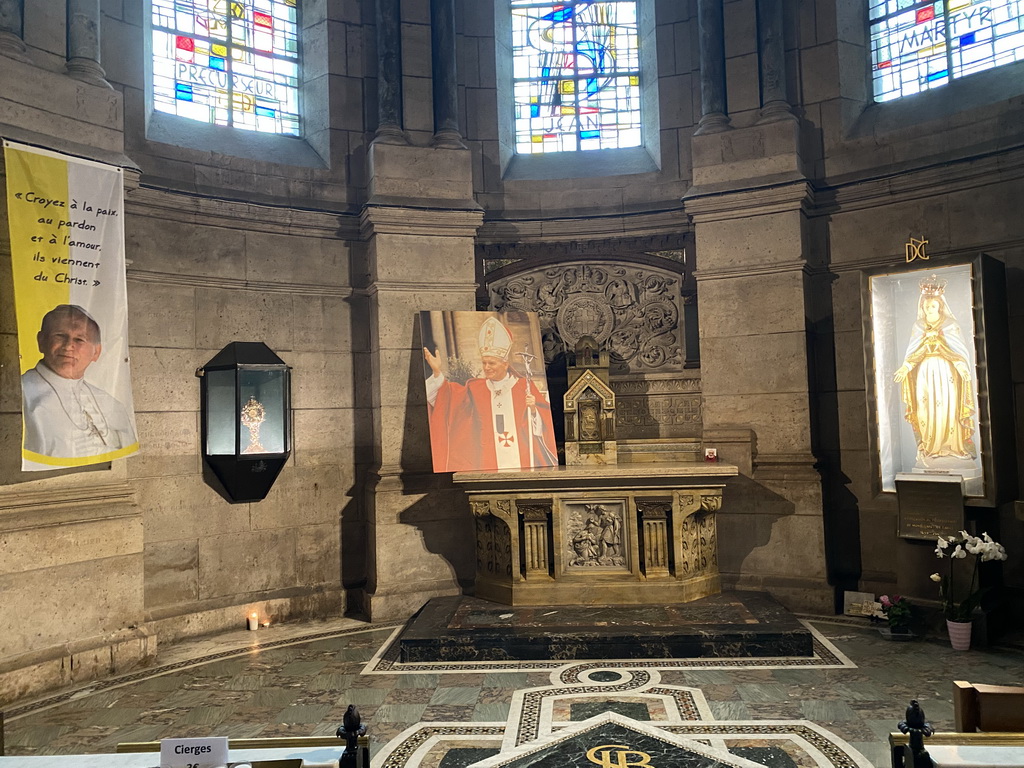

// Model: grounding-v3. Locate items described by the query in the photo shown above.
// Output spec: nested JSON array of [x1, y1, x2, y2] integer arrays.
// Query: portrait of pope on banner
[[419, 311, 558, 473]]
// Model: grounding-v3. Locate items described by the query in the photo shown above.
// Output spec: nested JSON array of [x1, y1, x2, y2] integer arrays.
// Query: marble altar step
[[397, 591, 813, 662], [617, 439, 703, 463]]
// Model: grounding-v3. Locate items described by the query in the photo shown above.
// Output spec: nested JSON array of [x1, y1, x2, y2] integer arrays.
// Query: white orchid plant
[[931, 531, 1008, 622]]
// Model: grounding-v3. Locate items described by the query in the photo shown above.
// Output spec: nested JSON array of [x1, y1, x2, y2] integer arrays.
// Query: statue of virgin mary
[[893, 276, 977, 459]]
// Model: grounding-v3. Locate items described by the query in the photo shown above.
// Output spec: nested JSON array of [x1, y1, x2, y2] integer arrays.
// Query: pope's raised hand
[[423, 346, 443, 377]]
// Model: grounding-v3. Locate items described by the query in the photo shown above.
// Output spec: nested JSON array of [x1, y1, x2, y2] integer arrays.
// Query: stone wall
[[1, 0, 1024, 705]]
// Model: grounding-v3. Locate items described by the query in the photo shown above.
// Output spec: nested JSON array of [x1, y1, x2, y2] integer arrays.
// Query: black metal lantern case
[[197, 342, 292, 503]]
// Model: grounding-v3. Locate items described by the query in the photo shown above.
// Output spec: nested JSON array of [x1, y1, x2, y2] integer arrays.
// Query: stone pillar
[[519, 502, 551, 574], [694, 0, 730, 135], [685, 106, 831, 613], [0, 0, 30, 61], [357, 142, 482, 620], [374, 0, 406, 144], [756, 0, 794, 123], [66, 0, 110, 87], [429, 0, 465, 148]]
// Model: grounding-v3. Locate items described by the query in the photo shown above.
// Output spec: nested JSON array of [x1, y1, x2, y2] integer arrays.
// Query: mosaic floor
[[4, 616, 1023, 768]]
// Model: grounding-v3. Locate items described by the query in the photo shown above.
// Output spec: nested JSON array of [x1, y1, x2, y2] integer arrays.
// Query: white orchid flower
[[953, 545, 967, 559], [930, 573, 941, 582]]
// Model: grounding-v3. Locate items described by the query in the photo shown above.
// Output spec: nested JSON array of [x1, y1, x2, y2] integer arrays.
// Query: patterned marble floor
[[3, 616, 1023, 768]]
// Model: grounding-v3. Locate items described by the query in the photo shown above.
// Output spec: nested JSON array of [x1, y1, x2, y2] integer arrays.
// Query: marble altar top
[[453, 461, 738, 488]]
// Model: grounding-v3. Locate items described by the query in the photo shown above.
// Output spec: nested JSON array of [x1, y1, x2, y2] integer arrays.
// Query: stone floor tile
[[374, 703, 429, 722], [429, 686, 481, 706], [275, 703, 334, 724], [798, 699, 860, 722], [472, 702, 511, 721], [336, 687, 388, 707]]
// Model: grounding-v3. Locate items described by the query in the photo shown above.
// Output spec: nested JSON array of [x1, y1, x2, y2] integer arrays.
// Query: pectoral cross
[[84, 412, 107, 445]]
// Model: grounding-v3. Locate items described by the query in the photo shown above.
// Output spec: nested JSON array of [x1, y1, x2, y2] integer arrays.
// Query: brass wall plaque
[[895, 473, 964, 540]]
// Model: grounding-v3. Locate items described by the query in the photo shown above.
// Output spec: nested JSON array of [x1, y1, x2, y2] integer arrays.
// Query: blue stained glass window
[[152, 0, 301, 135], [870, 0, 1024, 101], [511, 0, 642, 154]]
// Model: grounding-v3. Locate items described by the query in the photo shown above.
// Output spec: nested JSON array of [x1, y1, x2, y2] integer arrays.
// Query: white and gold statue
[[893, 276, 977, 460]]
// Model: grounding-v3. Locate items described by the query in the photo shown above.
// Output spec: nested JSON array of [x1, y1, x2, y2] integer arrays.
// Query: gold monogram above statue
[[240, 396, 267, 454], [905, 236, 929, 263]]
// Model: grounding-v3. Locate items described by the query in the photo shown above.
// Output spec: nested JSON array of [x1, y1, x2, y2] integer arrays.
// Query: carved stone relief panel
[[476, 514, 513, 578], [488, 262, 684, 374], [700, 512, 718, 570], [679, 512, 700, 576], [494, 517, 512, 578], [563, 499, 629, 571]]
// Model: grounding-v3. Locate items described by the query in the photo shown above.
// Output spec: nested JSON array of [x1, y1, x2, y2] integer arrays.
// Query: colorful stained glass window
[[871, 0, 1024, 101], [152, 0, 300, 135], [511, 1, 642, 154]]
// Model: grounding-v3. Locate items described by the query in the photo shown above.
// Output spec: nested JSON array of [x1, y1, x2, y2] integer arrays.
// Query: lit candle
[[247, 612, 259, 631]]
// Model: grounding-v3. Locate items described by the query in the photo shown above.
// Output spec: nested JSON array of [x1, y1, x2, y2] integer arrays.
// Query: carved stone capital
[[700, 494, 722, 513], [517, 502, 551, 522]]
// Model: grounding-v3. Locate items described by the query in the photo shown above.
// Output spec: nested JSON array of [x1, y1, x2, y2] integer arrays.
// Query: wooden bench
[[889, 732, 1024, 768], [889, 681, 1024, 767], [953, 680, 1024, 732]]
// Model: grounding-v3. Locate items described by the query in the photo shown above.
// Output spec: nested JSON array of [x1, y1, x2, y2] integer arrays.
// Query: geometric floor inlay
[[373, 637, 872, 768]]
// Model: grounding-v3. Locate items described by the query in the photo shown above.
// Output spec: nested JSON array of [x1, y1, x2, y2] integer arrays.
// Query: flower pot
[[947, 619, 972, 651]]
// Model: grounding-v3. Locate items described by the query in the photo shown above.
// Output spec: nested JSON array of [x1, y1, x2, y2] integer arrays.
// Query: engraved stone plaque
[[895, 473, 965, 540]]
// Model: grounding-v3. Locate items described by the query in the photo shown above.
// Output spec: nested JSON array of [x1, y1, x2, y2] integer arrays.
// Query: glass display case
[[198, 342, 291, 502], [862, 256, 1014, 509]]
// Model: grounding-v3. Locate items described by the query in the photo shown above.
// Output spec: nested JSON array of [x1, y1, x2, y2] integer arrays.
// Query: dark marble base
[[398, 591, 813, 662]]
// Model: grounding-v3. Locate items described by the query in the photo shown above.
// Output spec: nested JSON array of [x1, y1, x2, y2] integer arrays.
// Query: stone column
[[0, 0, 30, 61], [66, 0, 110, 87], [374, 0, 406, 144], [694, 0, 730, 135], [756, 0, 794, 122], [429, 0, 465, 148], [685, 102, 830, 612], [357, 142, 482, 620]]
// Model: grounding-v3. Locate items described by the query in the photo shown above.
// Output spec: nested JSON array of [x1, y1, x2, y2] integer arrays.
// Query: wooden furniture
[[889, 732, 1024, 768], [890, 682, 1024, 767], [953, 680, 1024, 732]]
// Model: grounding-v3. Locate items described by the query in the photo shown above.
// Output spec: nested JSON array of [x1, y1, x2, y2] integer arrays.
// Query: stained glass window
[[871, 0, 1024, 101], [152, 0, 300, 135], [511, 0, 642, 154]]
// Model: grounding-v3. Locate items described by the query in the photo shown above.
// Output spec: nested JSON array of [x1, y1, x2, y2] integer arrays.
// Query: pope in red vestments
[[423, 317, 558, 473]]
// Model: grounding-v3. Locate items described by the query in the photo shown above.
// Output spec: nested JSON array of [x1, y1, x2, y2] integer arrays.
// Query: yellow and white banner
[[4, 140, 139, 470]]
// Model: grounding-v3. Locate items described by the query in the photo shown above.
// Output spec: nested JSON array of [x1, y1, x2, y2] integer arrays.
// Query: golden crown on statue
[[919, 275, 947, 296]]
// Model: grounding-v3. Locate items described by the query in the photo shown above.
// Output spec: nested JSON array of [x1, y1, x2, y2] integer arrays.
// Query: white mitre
[[478, 317, 512, 360]]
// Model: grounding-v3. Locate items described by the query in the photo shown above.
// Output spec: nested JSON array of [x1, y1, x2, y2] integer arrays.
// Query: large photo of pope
[[21, 303, 138, 465], [419, 311, 558, 473]]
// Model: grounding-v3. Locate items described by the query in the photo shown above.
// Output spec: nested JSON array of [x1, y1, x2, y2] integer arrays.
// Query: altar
[[453, 462, 738, 606]]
